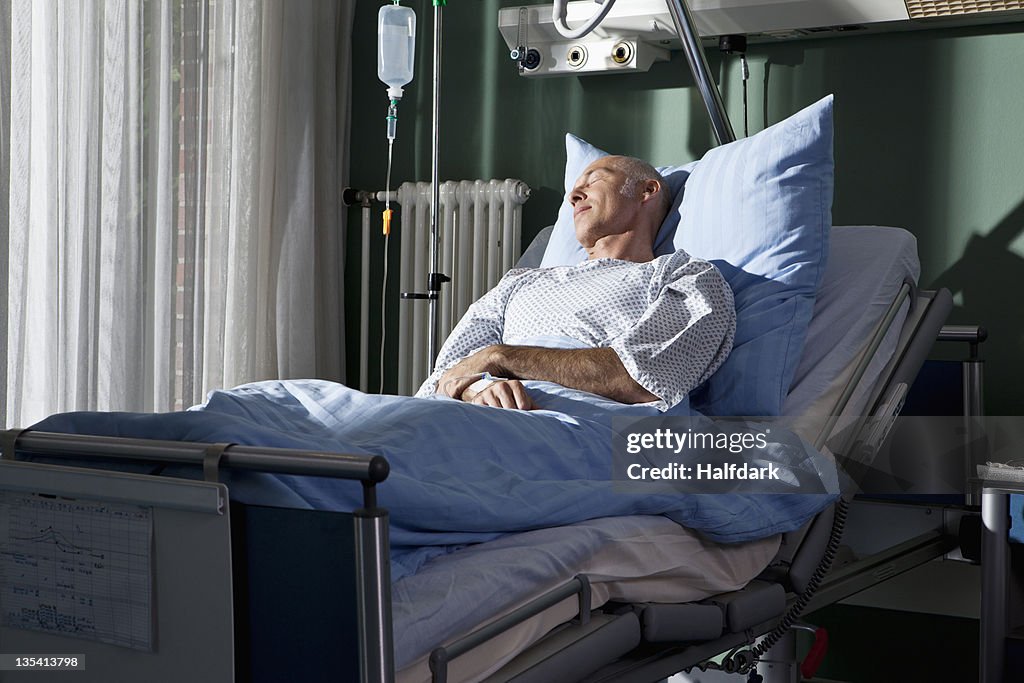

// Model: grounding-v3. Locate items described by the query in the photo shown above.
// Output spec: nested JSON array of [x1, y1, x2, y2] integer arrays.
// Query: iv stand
[[401, 0, 449, 374]]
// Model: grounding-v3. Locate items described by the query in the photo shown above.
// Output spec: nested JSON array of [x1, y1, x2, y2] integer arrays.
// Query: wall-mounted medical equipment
[[502, 0, 674, 77], [499, 0, 1024, 77]]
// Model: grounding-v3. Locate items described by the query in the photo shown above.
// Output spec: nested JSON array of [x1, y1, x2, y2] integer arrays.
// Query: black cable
[[691, 498, 850, 676], [751, 497, 850, 659], [741, 54, 749, 138], [719, 36, 749, 138]]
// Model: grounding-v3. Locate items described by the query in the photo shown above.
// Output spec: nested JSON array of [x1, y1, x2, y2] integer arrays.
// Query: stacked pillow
[[541, 95, 835, 417]]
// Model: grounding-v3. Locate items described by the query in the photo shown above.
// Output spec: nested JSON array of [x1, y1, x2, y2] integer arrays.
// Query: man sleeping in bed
[[417, 155, 736, 412], [27, 154, 834, 573]]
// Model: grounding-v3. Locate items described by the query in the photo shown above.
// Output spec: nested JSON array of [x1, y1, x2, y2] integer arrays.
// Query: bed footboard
[[0, 430, 393, 683]]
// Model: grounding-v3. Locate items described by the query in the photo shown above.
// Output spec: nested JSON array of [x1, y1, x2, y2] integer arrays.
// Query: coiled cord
[[688, 498, 850, 678], [751, 497, 850, 658]]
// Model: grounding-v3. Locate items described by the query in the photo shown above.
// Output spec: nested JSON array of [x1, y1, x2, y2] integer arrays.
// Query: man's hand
[[435, 343, 657, 406], [436, 347, 505, 400], [435, 347, 536, 410], [463, 379, 536, 410]]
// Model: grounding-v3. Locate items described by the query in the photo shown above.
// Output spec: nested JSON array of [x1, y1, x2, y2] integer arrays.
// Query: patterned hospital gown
[[415, 250, 736, 410]]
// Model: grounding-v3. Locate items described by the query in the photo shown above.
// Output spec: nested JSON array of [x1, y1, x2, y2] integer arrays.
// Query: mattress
[[783, 226, 920, 442], [394, 515, 780, 682]]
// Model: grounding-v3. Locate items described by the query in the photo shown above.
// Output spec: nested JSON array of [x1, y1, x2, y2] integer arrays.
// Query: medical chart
[[0, 492, 153, 651]]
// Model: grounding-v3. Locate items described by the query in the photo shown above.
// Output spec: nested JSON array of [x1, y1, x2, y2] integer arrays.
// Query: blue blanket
[[33, 380, 838, 579]]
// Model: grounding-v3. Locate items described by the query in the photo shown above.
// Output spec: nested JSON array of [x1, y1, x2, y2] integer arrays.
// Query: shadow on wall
[[806, 27, 1020, 416], [761, 46, 806, 130], [748, 31, 1024, 417], [930, 196, 1024, 415]]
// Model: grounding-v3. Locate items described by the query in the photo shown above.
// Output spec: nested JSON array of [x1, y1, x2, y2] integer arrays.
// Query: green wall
[[347, 1, 1024, 414]]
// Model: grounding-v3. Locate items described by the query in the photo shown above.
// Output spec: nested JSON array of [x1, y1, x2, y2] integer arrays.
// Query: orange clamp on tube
[[382, 208, 393, 236]]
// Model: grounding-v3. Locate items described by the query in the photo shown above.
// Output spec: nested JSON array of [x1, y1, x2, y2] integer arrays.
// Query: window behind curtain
[[2, 0, 350, 427]]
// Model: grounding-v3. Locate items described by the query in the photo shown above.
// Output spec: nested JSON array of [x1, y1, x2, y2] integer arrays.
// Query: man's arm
[[415, 270, 529, 397], [438, 344, 657, 404]]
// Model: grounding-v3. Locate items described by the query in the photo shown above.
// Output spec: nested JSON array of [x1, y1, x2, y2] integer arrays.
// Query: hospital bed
[[0, 223, 958, 682], [394, 223, 954, 683]]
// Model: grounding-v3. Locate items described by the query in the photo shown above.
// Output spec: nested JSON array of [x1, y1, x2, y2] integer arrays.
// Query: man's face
[[569, 157, 640, 249]]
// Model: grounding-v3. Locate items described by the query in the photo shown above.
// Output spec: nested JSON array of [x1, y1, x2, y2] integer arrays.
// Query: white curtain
[[1, 0, 352, 427]]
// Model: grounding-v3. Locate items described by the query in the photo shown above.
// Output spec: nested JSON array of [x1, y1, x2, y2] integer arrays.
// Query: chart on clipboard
[[0, 492, 153, 651]]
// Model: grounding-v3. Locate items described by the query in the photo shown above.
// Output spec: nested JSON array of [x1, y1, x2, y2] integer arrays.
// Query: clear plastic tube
[[386, 99, 398, 142], [379, 139, 394, 394]]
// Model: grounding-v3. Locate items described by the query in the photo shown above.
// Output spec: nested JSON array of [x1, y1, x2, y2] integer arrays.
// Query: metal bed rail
[[0, 429, 395, 683], [430, 576, 594, 683], [814, 279, 915, 452]]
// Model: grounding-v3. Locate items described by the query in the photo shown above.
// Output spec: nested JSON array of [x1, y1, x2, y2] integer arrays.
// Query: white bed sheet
[[783, 226, 920, 441]]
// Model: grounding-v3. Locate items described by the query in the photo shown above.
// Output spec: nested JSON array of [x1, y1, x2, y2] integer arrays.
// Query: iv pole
[[426, 0, 446, 369], [401, 0, 449, 373]]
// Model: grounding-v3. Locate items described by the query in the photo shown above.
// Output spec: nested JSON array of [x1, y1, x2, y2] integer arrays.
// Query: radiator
[[358, 179, 530, 396]]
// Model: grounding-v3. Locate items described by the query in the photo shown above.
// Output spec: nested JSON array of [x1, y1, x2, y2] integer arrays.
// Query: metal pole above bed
[[666, 0, 736, 145]]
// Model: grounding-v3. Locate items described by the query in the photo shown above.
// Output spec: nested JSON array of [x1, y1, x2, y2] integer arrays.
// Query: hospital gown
[[416, 250, 736, 410]]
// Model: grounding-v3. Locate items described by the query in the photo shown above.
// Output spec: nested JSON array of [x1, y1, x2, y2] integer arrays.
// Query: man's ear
[[640, 179, 662, 204]]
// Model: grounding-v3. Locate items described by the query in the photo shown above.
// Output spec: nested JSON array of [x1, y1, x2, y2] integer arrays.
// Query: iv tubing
[[380, 231, 390, 394], [380, 140, 394, 393]]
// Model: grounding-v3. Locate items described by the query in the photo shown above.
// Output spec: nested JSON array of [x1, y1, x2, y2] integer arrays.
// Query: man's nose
[[569, 186, 585, 205]]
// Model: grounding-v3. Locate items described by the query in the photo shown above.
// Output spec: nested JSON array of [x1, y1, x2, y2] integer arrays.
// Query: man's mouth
[[574, 205, 591, 217]]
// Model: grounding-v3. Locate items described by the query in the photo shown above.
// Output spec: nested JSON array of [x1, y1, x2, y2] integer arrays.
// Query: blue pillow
[[541, 95, 834, 417]]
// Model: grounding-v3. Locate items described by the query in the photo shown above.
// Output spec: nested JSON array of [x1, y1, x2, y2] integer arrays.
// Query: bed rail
[[813, 279, 916, 452], [429, 576, 594, 683], [1, 430, 389, 484]]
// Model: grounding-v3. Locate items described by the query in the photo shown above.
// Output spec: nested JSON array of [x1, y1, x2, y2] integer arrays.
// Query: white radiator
[[359, 179, 530, 396]]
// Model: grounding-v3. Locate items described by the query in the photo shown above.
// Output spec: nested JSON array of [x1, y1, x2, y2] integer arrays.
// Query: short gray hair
[[608, 156, 671, 219]]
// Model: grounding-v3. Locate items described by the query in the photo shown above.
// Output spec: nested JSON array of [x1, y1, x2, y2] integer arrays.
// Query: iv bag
[[378, 4, 416, 99]]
